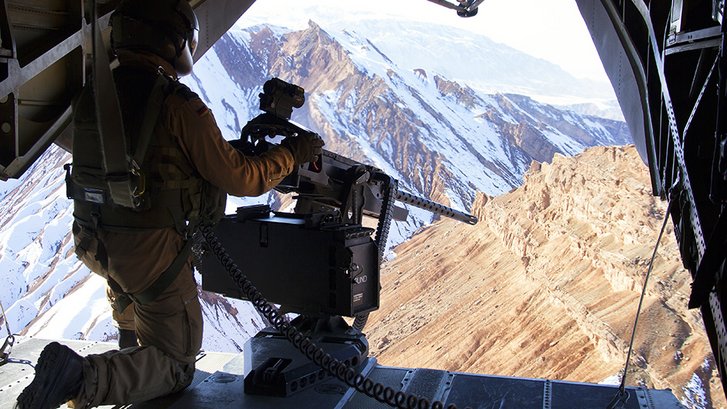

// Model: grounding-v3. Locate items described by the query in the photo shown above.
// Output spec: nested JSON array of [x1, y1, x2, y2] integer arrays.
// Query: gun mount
[[198, 78, 478, 399]]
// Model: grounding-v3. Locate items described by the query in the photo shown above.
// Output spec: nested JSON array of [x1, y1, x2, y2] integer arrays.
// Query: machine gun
[[202, 77, 477, 317], [199, 78, 478, 398]]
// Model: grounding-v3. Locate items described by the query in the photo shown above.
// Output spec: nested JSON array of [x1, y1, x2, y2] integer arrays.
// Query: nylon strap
[[107, 279, 133, 313], [108, 238, 193, 307], [133, 74, 169, 167], [92, 0, 138, 209]]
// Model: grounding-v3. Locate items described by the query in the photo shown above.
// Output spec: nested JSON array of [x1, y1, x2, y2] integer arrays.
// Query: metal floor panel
[[171, 364, 686, 409], [0, 337, 686, 409]]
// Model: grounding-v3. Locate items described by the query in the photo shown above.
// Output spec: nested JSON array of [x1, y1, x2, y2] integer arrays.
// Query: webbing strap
[[108, 238, 193, 307], [133, 74, 169, 167], [92, 0, 138, 209], [107, 280, 133, 313]]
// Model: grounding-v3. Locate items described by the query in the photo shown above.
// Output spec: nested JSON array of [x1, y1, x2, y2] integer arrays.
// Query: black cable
[[200, 224, 462, 409], [606, 199, 673, 408]]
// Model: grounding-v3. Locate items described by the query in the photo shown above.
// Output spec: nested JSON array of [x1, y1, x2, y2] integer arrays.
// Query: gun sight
[[258, 78, 305, 120]]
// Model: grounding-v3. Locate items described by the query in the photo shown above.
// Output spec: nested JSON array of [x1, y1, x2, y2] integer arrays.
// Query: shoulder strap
[[132, 74, 171, 168]]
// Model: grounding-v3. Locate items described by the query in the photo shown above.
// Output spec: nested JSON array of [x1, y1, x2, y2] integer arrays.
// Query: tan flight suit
[[70, 53, 295, 407]]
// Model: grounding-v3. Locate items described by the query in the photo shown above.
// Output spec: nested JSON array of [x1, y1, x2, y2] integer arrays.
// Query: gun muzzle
[[395, 191, 478, 225]]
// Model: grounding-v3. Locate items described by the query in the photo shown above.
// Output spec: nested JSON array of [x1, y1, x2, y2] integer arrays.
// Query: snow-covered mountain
[[187, 20, 629, 242], [0, 19, 629, 353]]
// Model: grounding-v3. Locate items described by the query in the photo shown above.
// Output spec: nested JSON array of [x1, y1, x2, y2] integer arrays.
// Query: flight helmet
[[111, 0, 199, 76]]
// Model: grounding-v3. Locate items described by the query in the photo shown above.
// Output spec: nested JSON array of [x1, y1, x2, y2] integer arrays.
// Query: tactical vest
[[66, 66, 225, 234]]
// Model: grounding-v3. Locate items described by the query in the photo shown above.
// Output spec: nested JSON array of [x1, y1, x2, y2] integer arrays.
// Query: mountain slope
[[366, 145, 722, 408]]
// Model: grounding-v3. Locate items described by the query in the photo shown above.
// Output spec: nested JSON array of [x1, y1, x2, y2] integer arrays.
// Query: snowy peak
[[320, 19, 616, 102], [202, 21, 629, 210]]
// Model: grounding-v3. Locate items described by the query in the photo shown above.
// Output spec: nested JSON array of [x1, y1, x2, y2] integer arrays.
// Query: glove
[[280, 133, 325, 164]]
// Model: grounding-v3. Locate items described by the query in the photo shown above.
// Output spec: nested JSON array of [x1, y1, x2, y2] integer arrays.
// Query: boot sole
[[17, 342, 74, 409]]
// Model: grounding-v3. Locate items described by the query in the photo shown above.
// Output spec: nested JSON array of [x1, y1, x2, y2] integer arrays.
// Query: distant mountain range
[[1, 19, 630, 363]]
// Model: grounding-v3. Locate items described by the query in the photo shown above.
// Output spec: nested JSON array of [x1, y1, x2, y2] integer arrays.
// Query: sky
[[237, 0, 608, 82]]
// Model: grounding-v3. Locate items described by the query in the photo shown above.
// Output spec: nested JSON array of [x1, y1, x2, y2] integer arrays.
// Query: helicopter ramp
[[0, 337, 684, 409]]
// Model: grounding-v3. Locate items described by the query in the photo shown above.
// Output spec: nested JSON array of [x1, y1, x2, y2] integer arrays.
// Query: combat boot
[[16, 342, 84, 409]]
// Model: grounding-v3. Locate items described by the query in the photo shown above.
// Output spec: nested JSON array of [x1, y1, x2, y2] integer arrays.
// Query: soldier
[[16, 0, 323, 408]]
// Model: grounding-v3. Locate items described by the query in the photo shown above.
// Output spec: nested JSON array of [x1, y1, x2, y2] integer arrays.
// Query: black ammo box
[[201, 207, 380, 317]]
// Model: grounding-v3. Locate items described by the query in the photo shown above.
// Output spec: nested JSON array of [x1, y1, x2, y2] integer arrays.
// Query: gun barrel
[[395, 191, 478, 225]]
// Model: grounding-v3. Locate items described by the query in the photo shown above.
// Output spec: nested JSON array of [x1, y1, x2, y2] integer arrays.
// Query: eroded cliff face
[[366, 145, 724, 407]]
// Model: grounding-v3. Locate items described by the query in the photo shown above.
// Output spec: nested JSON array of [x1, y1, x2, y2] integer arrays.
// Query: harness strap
[[107, 278, 133, 313], [71, 188, 195, 233], [109, 238, 193, 307], [76, 220, 193, 310], [92, 0, 139, 209], [133, 73, 170, 167]]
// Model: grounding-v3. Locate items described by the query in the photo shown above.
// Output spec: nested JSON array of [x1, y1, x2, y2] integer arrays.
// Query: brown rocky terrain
[[366, 145, 725, 408]]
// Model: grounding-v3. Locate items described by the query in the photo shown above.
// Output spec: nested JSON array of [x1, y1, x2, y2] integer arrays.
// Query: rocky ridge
[[366, 145, 723, 407]]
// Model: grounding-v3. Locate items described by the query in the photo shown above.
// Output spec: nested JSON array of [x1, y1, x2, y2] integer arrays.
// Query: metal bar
[[683, 55, 719, 138], [667, 25, 722, 47], [666, 38, 721, 55], [620, 0, 727, 395], [0, 104, 71, 179], [622, 0, 706, 251], [0, 28, 83, 98], [542, 379, 552, 409], [425, 0, 460, 11]]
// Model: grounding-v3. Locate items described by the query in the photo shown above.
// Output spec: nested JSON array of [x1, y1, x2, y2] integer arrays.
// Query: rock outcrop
[[367, 145, 724, 407]]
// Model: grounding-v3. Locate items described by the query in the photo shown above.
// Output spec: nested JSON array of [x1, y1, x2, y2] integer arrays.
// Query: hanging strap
[[606, 200, 673, 408], [92, 0, 141, 209]]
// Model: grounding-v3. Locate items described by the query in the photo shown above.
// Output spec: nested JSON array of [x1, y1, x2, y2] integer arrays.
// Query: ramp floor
[[0, 336, 685, 409]]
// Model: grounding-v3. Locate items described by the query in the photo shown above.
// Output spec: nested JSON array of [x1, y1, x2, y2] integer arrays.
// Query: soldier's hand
[[281, 133, 325, 164]]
